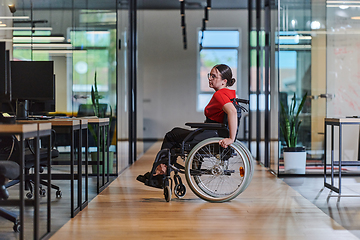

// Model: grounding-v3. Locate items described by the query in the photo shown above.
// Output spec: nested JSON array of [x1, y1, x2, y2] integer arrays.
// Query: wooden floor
[[50, 142, 359, 240]]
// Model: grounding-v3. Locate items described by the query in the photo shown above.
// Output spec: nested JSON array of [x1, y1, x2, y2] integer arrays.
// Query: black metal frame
[[50, 120, 84, 218], [324, 118, 360, 198], [80, 120, 89, 210], [264, 0, 271, 167], [93, 120, 110, 194], [255, 0, 261, 162], [0, 123, 52, 240], [129, 0, 137, 165], [248, 0, 272, 167]]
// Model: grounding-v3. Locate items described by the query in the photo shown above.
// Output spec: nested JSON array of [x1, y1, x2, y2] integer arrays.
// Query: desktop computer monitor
[[10, 61, 55, 119]]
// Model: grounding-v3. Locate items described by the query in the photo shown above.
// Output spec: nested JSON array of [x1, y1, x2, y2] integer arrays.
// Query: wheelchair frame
[[143, 98, 254, 202]]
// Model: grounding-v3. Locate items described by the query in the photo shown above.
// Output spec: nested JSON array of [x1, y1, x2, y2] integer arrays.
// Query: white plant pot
[[283, 151, 306, 174]]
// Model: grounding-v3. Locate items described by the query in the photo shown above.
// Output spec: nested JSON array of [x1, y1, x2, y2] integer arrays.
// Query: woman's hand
[[219, 138, 234, 148]]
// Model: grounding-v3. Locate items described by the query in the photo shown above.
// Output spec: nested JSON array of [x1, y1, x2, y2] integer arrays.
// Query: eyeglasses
[[207, 73, 218, 79]]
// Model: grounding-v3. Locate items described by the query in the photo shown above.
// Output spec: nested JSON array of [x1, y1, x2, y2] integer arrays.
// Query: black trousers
[[161, 127, 193, 150]]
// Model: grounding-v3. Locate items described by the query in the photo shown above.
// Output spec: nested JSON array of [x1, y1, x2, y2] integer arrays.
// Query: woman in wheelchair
[[137, 64, 254, 202]]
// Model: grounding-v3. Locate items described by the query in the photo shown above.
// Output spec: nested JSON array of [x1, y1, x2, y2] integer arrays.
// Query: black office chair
[[77, 103, 109, 147], [0, 133, 62, 199], [0, 160, 21, 232], [77, 103, 108, 117]]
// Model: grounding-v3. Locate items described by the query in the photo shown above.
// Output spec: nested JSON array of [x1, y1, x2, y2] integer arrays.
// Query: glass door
[[277, 1, 314, 174], [325, 2, 360, 167]]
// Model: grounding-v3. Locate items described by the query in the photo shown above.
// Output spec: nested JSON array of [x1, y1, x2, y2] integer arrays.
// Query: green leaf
[[279, 92, 307, 148]]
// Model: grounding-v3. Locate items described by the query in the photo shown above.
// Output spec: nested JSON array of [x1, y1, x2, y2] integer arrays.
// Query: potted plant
[[280, 92, 308, 174], [89, 72, 113, 174]]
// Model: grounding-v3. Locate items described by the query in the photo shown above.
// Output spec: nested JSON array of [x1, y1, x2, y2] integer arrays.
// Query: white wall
[[52, 56, 70, 113], [138, 9, 249, 139]]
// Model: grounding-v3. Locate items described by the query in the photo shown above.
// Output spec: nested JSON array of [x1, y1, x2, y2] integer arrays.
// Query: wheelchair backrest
[[223, 98, 249, 137]]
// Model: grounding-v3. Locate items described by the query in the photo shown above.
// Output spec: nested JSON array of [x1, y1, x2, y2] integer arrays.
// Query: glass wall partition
[[275, 0, 360, 175], [249, 1, 257, 160], [71, 7, 118, 176], [117, 3, 130, 172], [325, 2, 360, 174], [12, 1, 127, 177], [249, 0, 273, 168], [276, 0, 315, 175]]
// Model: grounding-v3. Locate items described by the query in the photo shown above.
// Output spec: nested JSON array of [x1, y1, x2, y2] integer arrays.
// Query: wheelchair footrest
[[136, 172, 165, 189]]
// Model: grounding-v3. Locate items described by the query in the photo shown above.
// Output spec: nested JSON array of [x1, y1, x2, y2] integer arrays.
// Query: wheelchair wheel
[[185, 138, 253, 203], [164, 186, 171, 202], [174, 184, 186, 198]]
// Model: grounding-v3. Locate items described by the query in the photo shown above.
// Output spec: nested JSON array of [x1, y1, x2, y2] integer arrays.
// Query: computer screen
[[10, 61, 54, 101]]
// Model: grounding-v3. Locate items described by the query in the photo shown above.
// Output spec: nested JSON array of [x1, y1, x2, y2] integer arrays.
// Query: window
[[197, 30, 240, 111], [13, 30, 52, 61]]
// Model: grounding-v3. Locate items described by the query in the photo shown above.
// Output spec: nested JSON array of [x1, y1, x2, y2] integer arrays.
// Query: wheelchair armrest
[[185, 122, 226, 129]]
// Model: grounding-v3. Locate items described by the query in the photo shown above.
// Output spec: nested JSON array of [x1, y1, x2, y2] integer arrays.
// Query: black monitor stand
[[16, 99, 29, 120]]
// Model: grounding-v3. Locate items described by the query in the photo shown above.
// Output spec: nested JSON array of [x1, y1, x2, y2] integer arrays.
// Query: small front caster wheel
[[13, 220, 20, 232], [56, 190, 62, 198], [40, 188, 46, 197], [26, 192, 33, 199], [174, 184, 186, 198], [164, 186, 171, 202]]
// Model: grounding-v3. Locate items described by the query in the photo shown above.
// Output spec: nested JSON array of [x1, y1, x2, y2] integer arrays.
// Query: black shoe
[[136, 172, 150, 184], [147, 174, 165, 189], [137, 172, 164, 189]]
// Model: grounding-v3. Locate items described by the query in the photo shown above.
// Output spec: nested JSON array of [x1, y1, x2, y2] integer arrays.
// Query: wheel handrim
[[185, 138, 252, 202]]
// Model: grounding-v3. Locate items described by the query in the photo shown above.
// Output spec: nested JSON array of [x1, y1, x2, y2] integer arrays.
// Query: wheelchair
[[138, 98, 254, 203]]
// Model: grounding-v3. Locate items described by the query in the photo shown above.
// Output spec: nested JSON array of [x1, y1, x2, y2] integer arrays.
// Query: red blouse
[[204, 88, 236, 123]]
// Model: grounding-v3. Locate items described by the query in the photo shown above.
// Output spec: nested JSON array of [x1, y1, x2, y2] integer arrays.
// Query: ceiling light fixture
[[13, 43, 72, 48], [0, 16, 29, 19], [0, 27, 52, 31], [279, 36, 312, 40], [310, 21, 321, 29], [327, 1, 360, 3], [207, 0, 211, 9], [32, 49, 86, 54], [179, 0, 187, 50], [204, 7, 208, 22], [180, 1, 185, 16], [339, 5, 350, 9], [327, 4, 360, 7], [13, 35, 65, 42], [8, 4, 16, 13]]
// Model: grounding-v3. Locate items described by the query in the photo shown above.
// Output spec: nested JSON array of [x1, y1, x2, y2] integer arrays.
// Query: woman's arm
[[219, 102, 238, 148]]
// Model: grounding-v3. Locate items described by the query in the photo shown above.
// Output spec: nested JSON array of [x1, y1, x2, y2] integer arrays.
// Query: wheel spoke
[[185, 138, 254, 202]]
